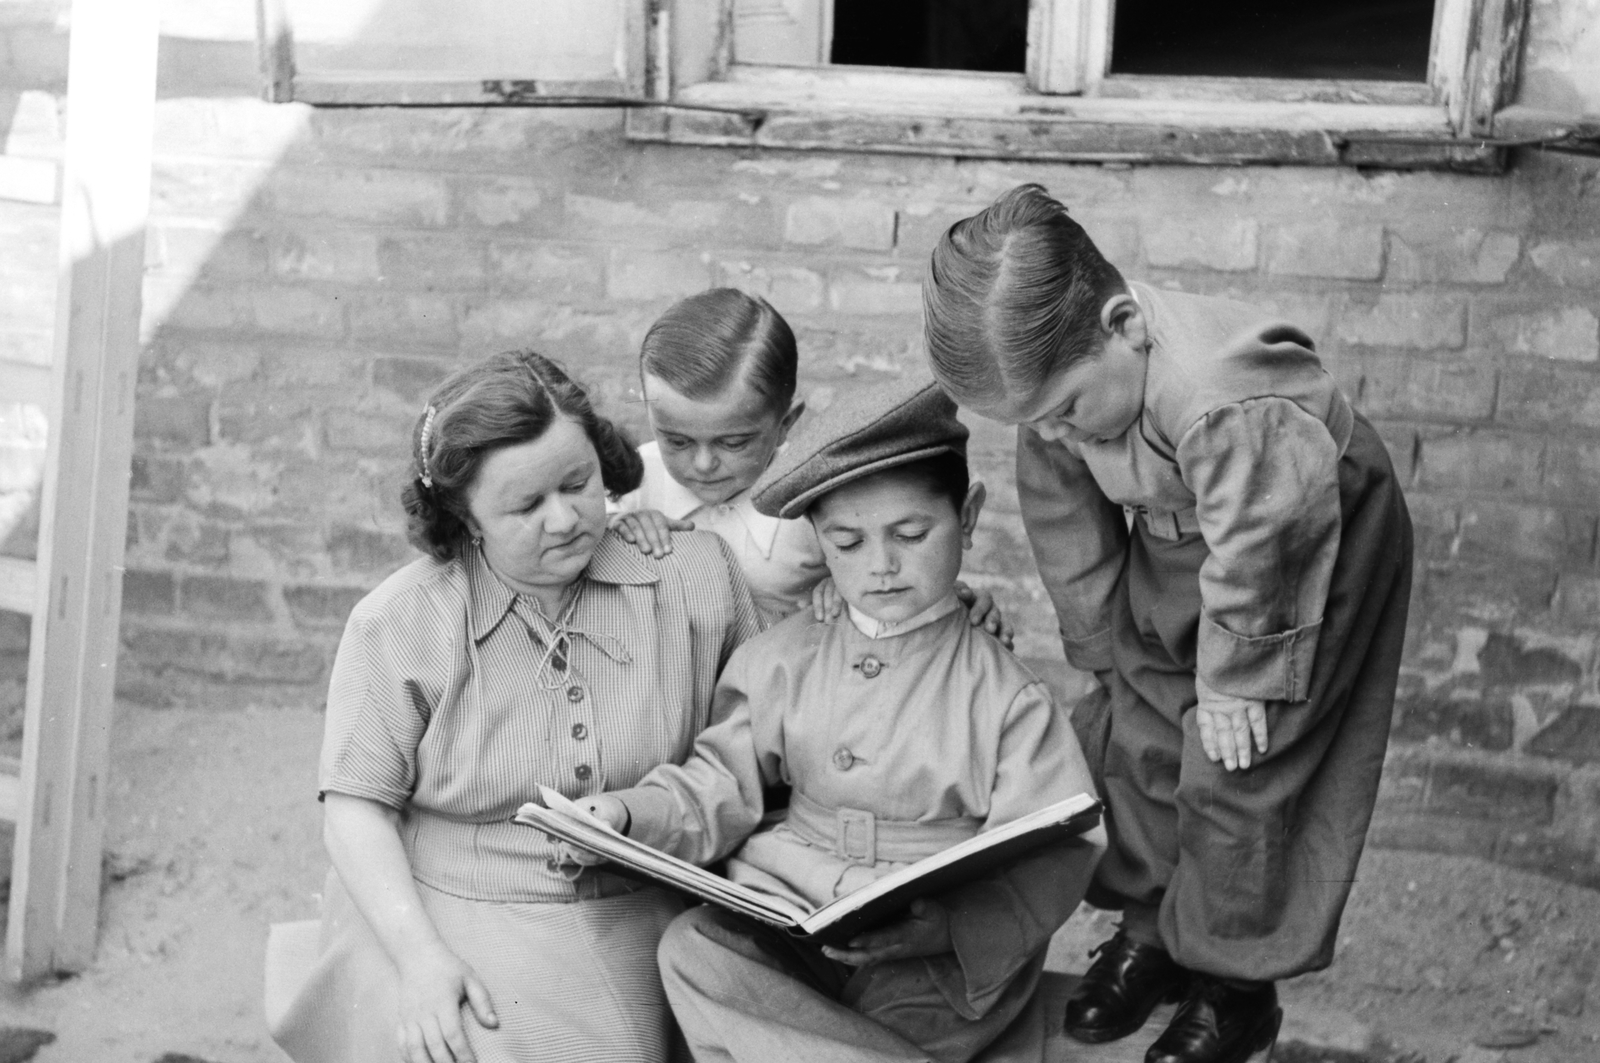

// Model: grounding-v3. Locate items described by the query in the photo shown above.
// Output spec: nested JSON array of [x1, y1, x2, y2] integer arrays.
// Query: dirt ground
[[0, 704, 1595, 1063]]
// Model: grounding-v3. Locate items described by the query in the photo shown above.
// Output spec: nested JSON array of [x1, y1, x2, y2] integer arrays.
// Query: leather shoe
[[1145, 975, 1281, 1063], [1064, 933, 1189, 1044]]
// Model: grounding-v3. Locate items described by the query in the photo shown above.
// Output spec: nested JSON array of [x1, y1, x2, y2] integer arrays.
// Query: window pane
[[1110, 0, 1435, 81], [830, 0, 1028, 72]]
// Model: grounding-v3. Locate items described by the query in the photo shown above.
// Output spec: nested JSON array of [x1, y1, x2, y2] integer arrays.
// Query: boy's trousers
[[1087, 415, 1413, 982], [658, 906, 1046, 1063]]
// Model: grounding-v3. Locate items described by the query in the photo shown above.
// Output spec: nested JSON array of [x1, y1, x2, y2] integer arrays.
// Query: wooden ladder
[[0, 0, 158, 980]]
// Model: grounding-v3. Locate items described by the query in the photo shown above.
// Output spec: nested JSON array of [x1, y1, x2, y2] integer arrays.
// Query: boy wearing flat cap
[[583, 373, 1104, 1063]]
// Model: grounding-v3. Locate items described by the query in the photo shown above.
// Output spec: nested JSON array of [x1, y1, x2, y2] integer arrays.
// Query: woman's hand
[[954, 581, 1014, 649], [609, 509, 693, 558], [820, 899, 953, 966], [811, 577, 845, 621], [395, 941, 499, 1063], [1194, 675, 1269, 771], [322, 794, 500, 1063]]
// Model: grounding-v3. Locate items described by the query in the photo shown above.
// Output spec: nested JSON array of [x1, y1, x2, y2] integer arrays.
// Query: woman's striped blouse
[[319, 528, 762, 903]]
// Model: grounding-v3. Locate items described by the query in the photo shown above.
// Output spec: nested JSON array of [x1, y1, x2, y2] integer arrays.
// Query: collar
[[658, 469, 784, 560], [466, 532, 658, 643], [1129, 281, 1157, 340], [846, 591, 963, 640]]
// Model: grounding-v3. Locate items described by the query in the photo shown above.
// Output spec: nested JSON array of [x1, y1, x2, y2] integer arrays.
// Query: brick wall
[[3, 36, 1600, 883]]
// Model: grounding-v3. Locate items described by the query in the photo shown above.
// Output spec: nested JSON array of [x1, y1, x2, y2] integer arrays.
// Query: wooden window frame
[[625, 0, 1533, 170], [255, 0, 1533, 170], [256, 0, 661, 106]]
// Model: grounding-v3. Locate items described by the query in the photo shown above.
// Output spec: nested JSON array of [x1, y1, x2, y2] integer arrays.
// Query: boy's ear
[[778, 399, 806, 436], [959, 481, 987, 547], [1098, 292, 1147, 350], [771, 399, 805, 449]]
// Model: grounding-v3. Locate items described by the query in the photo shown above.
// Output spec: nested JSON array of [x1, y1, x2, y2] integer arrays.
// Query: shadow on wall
[[0, 1, 292, 747]]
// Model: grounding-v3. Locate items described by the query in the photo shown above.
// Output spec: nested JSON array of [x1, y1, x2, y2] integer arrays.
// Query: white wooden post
[[5, 0, 159, 980]]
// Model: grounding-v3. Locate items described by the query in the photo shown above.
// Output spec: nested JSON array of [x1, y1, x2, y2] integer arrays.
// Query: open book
[[515, 786, 1101, 947]]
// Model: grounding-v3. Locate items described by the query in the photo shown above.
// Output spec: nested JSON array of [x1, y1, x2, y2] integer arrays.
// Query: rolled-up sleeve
[[1177, 397, 1342, 703], [1016, 427, 1128, 674]]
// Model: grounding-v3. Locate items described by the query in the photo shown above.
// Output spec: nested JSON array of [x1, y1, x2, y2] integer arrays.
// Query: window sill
[[626, 65, 1504, 171]]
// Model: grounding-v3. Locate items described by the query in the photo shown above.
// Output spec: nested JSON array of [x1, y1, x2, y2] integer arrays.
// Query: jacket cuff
[[612, 787, 683, 853], [1198, 612, 1320, 703], [1061, 628, 1115, 675]]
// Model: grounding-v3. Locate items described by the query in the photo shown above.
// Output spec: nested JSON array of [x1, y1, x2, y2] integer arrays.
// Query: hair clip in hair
[[419, 405, 437, 488]]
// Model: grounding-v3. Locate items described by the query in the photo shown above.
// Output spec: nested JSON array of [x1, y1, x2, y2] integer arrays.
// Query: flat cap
[[752, 371, 968, 519]]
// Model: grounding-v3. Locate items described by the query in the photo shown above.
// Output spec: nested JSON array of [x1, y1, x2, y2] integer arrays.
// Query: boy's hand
[[609, 509, 693, 558], [1194, 675, 1269, 771], [954, 580, 1014, 649], [811, 577, 845, 621], [538, 794, 631, 869], [821, 899, 952, 966], [575, 794, 632, 834]]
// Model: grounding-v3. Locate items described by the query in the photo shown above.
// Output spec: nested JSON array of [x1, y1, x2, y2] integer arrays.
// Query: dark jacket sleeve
[[1016, 426, 1128, 674]]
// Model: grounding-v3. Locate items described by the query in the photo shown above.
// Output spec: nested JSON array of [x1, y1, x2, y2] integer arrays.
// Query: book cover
[[515, 787, 1102, 947]]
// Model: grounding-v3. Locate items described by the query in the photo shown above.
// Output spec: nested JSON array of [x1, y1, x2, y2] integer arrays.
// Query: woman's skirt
[[269, 871, 687, 1063]]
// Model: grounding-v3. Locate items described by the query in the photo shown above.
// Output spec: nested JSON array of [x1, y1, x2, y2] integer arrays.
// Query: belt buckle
[[835, 807, 877, 864], [1141, 507, 1182, 541]]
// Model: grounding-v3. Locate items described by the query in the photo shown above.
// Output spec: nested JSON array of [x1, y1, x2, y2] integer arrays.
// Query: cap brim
[[774, 444, 963, 519]]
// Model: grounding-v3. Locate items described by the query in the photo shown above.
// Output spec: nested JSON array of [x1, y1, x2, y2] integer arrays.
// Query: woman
[[270, 350, 762, 1063]]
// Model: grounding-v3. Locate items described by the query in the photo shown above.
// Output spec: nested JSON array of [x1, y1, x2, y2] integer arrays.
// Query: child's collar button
[[858, 656, 884, 679]]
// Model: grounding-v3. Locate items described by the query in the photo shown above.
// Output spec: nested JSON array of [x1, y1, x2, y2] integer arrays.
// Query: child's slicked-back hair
[[640, 288, 798, 415], [923, 184, 1126, 408]]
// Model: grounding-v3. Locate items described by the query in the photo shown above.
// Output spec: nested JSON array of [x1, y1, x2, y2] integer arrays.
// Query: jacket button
[[567, 686, 584, 703], [859, 656, 883, 679], [574, 764, 592, 782], [832, 747, 855, 771], [571, 723, 588, 740]]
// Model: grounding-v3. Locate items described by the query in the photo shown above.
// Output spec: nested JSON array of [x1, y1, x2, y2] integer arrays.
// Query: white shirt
[[615, 442, 829, 626], [847, 591, 963, 640]]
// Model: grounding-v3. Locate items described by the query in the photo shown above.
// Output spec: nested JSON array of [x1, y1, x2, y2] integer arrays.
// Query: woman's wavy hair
[[923, 184, 1126, 409], [640, 288, 798, 415], [401, 350, 644, 562]]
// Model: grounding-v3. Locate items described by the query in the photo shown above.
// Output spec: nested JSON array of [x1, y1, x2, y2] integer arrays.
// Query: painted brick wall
[[3, 46, 1600, 883]]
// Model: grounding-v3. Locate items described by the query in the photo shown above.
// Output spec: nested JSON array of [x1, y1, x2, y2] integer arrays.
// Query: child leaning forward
[[579, 375, 1105, 1063], [923, 184, 1414, 1063]]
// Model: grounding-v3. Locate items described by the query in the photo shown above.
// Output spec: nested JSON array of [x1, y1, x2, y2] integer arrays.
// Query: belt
[[1130, 505, 1202, 541], [785, 789, 981, 866]]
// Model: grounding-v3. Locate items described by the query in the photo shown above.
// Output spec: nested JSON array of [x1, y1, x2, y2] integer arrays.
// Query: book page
[[518, 788, 1101, 946], [519, 788, 813, 928]]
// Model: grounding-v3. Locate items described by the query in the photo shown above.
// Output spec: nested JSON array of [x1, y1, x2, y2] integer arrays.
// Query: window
[[258, 0, 1538, 169], [1029, 0, 1448, 101], [630, 0, 1538, 168], [1108, 0, 1435, 82], [724, 0, 1029, 72]]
